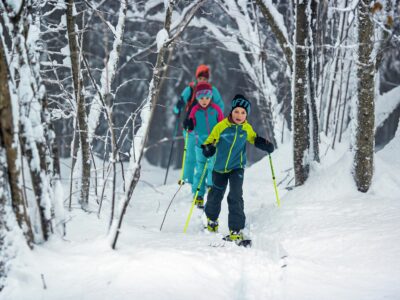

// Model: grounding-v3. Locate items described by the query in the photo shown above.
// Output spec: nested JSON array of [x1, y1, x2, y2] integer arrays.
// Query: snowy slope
[[1, 134, 400, 300]]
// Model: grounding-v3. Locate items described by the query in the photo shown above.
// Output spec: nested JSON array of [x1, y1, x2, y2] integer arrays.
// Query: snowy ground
[[2, 130, 400, 300]]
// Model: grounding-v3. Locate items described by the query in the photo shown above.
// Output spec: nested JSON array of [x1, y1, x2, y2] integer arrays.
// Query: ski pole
[[163, 115, 180, 185], [268, 154, 281, 207], [159, 131, 188, 231], [178, 131, 189, 185], [183, 161, 208, 233], [159, 183, 184, 231]]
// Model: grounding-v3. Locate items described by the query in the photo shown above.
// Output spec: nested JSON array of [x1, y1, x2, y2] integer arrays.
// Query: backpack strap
[[185, 81, 197, 113]]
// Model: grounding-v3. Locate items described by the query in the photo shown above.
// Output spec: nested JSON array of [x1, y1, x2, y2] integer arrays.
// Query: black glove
[[201, 144, 216, 158], [254, 136, 274, 153], [183, 118, 194, 131]]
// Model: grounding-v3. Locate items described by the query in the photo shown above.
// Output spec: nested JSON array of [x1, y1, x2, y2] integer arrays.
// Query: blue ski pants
[[192, 146, 215, 197], [182, 130, 196, 184]]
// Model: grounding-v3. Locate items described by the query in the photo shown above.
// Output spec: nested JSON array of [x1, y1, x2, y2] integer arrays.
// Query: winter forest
[[1, 0, 400, 299]]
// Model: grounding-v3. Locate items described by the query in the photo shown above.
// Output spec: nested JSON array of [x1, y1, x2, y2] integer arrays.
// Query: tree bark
[[354, 0, 375, 192], [0, 37, 34, 247], [66, 0, 91, 209], [308, 0, 320, 162], [293, 0, 310, 186]]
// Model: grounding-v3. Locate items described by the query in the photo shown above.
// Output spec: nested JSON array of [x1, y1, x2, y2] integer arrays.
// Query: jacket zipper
[[224, 125, 238, 172]]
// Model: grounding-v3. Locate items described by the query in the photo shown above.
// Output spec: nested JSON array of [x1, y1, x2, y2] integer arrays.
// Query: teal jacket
[[189, 103, 224, 146], [203, 117, 257, 173]]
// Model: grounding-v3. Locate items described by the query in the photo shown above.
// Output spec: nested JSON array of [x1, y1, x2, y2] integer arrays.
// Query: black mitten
[[254, 136, 274, 153], [183, 118, 194, 131], [201, 144, 216, 158]]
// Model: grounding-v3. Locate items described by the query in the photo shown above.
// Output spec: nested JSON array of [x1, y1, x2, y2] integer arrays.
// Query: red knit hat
[[194, 82, 213, 100], [195, 64, 210, 79]]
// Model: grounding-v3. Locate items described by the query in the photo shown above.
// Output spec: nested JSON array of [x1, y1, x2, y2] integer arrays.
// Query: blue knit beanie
[[231, 94, 251, 115]]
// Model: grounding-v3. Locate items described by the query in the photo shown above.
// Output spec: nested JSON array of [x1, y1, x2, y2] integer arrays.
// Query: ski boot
[[223, 230, 244, 242], [223, 230, 252, 247], [206, 218, 219, 232], [194, 195, 204, 209]]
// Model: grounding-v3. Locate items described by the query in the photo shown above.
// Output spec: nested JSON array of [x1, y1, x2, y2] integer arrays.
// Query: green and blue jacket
[[203, 117, 257, 173]]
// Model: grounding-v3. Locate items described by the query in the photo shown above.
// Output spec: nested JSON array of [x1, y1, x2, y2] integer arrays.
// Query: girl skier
[[183, 82, 224, 208]]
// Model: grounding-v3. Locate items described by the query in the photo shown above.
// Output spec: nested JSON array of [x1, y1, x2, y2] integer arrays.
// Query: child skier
[[201, 94, 274, 242], [173, 65, 224, 185], [183, 82, 224, 208]]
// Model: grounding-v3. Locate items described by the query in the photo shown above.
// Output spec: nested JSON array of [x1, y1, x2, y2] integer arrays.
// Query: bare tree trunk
[[66, 0, 91, 209], [313, 1, 326, 105], [354, 0, 375, 192], [293, 0, 310, 186], [0, 38, 34, 247], [308, 0, 320, 163]]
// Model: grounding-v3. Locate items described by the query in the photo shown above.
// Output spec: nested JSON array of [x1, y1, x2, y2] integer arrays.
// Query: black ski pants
[[205, 168, 245, 232]]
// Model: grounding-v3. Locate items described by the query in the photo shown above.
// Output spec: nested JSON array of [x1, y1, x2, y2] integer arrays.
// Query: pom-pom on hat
[[195, 64, 210, 79], [195, 82, 213, 100], [231, 94, 251, 115]]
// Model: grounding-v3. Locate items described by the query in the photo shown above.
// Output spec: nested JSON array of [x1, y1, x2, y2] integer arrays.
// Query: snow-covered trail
[[2, 133, 400, 300], [2, 157, 289, 300]]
